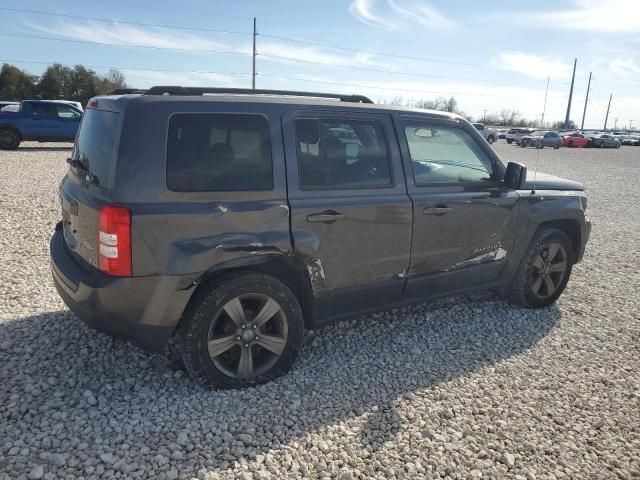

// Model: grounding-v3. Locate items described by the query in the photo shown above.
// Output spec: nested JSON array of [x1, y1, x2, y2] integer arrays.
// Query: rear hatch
[[60, 102, 122, 269]]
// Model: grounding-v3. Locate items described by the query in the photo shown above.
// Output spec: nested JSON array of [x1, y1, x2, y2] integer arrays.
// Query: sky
[[2, 0, 640, 129]]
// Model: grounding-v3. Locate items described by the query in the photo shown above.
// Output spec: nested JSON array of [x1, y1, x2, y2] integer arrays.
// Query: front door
[[394, 117, 521, 298], [283, 110, 412, 323]]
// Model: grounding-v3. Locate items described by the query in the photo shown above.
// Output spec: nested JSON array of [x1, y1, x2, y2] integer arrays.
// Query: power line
[[0, 59, 251, 76], [0, 32, 251, 55], [0, 7, 251, 35], [258, 53, 545, 85], [0, 6, 566, 79], [258, 73, 540, 98]]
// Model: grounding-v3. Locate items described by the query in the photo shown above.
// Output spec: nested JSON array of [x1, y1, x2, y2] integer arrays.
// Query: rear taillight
[[98, 205, 131, 277]]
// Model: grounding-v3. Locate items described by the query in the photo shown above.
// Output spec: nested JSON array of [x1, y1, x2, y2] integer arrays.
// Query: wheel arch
[[176, 254, 315, 330], [538, 219, 581, 261]]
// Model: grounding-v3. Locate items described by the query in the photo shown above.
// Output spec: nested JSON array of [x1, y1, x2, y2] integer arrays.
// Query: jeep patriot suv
[[50, 87, 591, 388]]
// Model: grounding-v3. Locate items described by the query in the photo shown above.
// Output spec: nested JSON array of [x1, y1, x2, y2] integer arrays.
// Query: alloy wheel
[[529, 242, 568, 299], [207, 294, 288, 379]]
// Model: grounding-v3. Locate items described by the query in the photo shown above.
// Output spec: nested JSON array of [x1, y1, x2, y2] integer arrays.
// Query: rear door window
[[294, 118, 392, 189], [72, 108, 120, 189], [167, 114, 272, 191]]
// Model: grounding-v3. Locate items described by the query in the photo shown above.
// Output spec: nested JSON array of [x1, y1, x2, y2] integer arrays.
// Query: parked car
[[563, 132, 591, 148], [472, 123, 497, 144], [520, 131, 562, 149], [50, 87, 591, 388], [0, 100, 82, 150], [505, 128, 535, 144], [620, 135, 640, 146], [588, 134, 621, 149]]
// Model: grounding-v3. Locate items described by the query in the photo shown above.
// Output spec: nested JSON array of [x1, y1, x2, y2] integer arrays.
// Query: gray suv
[[50, 87, 591, 388]]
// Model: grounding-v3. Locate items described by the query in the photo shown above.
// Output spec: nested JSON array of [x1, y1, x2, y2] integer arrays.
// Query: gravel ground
[[1, 141, 639, 480]]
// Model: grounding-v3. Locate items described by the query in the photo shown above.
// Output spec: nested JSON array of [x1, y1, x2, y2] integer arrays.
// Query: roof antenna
[[531, 144, 541, 195]]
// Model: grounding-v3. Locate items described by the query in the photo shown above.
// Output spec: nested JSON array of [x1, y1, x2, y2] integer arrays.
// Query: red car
[[563, 133, 591, 148]]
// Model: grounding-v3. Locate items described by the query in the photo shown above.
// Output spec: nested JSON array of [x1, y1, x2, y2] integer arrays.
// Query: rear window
[[72, 109, 120, 190], [167, 113, 272, 191]]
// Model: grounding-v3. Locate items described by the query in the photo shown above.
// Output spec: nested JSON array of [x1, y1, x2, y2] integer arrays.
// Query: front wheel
[[179, 272, 304, 388], [510, 227, 574, 308], [507, 139, 513, 144], [599, 142, 605, 148], [0, 128, 21, 150], [487, 136, 495, 145]]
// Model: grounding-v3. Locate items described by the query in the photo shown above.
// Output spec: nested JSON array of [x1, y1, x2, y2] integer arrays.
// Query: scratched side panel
[[130, 200, 291, 276]]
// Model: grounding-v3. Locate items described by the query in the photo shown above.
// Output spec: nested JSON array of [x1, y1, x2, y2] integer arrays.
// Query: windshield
[[71, 109, 120, 189]]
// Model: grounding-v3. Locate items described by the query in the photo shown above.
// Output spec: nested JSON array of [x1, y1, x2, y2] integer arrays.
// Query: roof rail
[[110, 88, 146, 95], [144, 86, 374, 104]]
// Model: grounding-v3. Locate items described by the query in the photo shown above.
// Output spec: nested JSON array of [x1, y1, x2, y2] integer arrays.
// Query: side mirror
[[504, 162, 527, 189]]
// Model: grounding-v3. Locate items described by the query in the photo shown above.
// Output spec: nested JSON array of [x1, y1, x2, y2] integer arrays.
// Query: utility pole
[[580, 71, 592, 130], [614, 117, 618, 130], [603, 94, 612, 131], [252, 17, 257, 89], [564, 58, 577, 129], [483, 109, 487, 123], [630, 120, 634, 131], [541, 76, 550, 127]]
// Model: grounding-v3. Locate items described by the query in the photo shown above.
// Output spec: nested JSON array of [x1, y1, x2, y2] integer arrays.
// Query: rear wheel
[[487, 135, 495, 145], [507, 139, 513, 144], [0, 128, 20, 150], [511, 228, 574, 308], [599, 142, 605, 148], [179, 272, 304, 388]]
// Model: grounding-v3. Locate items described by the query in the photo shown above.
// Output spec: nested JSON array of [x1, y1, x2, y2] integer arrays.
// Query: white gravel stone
[[0, 143, 638, 479]]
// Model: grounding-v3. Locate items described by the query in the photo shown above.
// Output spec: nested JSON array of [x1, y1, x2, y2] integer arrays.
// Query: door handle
[[307, 211, 344, 223], [434, 206, 451, 216], [422, 205, 451, 216]]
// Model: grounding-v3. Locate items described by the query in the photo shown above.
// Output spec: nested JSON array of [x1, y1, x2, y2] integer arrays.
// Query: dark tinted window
[[72, 109, 120, 189], [404, 125, 494, 184], [295, 118, 391, 189], [167, 114, 272, 191]]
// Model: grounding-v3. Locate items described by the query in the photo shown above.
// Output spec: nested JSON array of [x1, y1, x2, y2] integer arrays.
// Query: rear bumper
[[50, 226, 196, 351]]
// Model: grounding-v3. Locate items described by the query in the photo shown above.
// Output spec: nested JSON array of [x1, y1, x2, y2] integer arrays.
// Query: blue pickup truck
[[0, 100, 82, 150]]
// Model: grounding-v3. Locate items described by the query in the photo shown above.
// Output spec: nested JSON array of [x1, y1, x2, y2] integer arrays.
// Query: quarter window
[[295, 118, 392, 189], [404, 125, 494, 185], [167, 114, 272, 191]]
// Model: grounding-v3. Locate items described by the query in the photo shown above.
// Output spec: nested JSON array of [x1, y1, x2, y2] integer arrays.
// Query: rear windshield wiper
[[66, 158, 100, 186]]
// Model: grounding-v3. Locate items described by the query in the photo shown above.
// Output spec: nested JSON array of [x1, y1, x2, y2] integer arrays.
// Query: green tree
[[37, 63, 73, 100], [0, 64, 38, 100]]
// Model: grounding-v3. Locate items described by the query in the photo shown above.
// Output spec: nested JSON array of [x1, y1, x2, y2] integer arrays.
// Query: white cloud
[[492, 52, 572, 80], [388, 0, 457, 30], [519, 0, 640, 33], [27, 20, 251, 53], [609, 56, 640, 77], [349, 0, 456, 31], [349, 0, 398, 30]]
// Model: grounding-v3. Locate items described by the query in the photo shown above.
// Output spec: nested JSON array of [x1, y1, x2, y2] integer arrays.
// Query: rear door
[[60, 106, 121, 268], [394, 116, 520, 298], [283, 110, 412, 322], [24, 102, 59, 139]]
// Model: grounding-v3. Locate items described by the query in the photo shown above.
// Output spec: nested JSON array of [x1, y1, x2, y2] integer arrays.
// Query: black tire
[[0, 128, 21, 150], [179, 272, 304, 388], [510, 228, 574, 308], [507, 139, 513, 144], [520, 140, 526, 148], [487, 135, 495, 145], [568, 140, 574, 147], [599, 142, 605, 148]]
